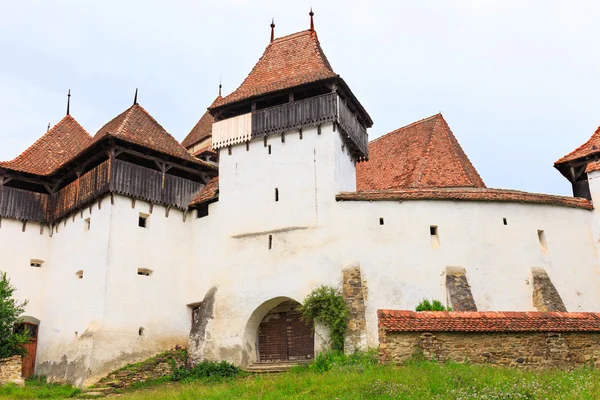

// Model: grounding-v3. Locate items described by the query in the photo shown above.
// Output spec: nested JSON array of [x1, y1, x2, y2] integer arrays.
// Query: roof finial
[[47, 122, 51, 132], [270, 18, 275, 43], [219, 75, 222, 97], [133, 88, 138, 105], [309, 7, 314, 31], [66, 89, 71, 116]]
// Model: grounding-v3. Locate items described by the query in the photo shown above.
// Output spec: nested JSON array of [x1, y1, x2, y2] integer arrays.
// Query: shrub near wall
[[378, 310, 600, 368]]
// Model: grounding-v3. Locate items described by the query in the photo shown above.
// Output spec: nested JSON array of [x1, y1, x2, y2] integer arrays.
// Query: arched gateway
[[257, 300, 314, 362]]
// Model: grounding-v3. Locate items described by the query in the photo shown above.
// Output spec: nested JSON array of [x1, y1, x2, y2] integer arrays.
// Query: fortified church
[[2, 11, 600, 386]]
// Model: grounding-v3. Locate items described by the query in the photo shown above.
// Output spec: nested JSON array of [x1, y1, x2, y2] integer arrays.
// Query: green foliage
[[0, 271, 30, 358], [297, 350, 378, 373], [299, 285, 349, 351], [415, 299, 451, 312], [0, 375, 81, 398], [171, 361, 242, 382]]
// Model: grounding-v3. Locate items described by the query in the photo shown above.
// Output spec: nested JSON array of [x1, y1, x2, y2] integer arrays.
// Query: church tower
[[208, 11, 373, 234]]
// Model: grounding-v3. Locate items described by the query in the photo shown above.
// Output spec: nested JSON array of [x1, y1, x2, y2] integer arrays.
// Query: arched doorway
[[15, 317, 40, 378], [258, 300, 314, 362]]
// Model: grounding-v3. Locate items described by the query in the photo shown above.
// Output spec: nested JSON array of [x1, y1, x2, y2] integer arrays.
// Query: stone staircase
[[244, 360, 312, 374]]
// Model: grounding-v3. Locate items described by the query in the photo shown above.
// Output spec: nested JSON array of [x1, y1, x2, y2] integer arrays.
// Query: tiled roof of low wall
[[337, 188, 593, 210], [378, 310, 600, 333]]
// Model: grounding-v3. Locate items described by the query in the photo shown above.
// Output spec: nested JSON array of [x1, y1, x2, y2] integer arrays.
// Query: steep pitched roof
[[211, 30, 337, 109], [189, 176, 219, 206], [356, 114, 485, 190], [181, 97, 221, 149], [94, 104, 214, 168], [378, 310, 600, 333], [336, 188, 592, 210], [555, 125, 600, 165], [0, 115, 92, 176]]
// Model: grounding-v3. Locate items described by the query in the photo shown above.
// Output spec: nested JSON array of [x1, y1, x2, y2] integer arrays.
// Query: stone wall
[[445, 267, 477, 311], [0, 356, 24, 386], [380, 331, 600, 368], [531, 267, 567, 312], [342, 265, 367, 352]]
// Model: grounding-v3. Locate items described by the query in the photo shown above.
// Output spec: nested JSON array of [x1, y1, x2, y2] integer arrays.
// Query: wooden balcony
[[0, 159, 204, 224], [213, 93, 369, 159]]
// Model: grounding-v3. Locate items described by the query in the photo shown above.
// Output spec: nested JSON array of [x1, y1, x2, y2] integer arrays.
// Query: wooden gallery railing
[[0, 159, 203, 224], [251, 92, 369, 158]]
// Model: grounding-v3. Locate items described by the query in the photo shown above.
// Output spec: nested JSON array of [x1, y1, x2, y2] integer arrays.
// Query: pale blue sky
[[1, 1, 599, 195]]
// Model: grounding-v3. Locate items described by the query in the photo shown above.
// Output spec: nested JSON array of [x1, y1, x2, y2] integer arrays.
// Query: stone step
[[244, 360, 312, 374]]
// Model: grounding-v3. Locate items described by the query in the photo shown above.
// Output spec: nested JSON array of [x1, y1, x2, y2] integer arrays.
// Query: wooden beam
[[114, 145, 209, 179]]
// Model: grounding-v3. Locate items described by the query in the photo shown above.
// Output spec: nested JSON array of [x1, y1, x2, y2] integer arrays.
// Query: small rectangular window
[[268, 145, 272, 155], [138, 213, 148, 228], [503, 218, 507, 226], [196, 205, 209, 219], [30, 259, 43, 268], [84, 218, 91, 231], [76, 270, 84, 279], [268, 235, 273, 250], [137, 268, 153, 276], [538, 230, 547, 251], [379, 217, 384, 225], [275, 188, 279, 202]]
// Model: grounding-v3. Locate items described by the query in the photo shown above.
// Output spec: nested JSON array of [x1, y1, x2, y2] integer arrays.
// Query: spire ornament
[[133, 88, 138, 105], [309, 7, 314, 31], [66, 89, 71, 116], [219, 75, 222, 97], [47, 122, 51, 132], [270, 18, 275, 43]]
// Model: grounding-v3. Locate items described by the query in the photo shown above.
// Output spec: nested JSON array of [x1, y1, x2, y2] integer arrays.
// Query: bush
[[301, 350, 378, 373], [171, 361, 242, 382], [415, 299, 451, 311], [299, 285, 349, 351], [0, 271, 30, 358]]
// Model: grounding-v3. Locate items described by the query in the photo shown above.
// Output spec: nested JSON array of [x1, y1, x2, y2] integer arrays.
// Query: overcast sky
[[1, 1, 599, 195]]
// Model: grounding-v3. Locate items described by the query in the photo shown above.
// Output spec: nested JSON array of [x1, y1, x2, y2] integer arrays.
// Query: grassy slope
[[121, 362, 600, 400], [2, 362, 600, 399]]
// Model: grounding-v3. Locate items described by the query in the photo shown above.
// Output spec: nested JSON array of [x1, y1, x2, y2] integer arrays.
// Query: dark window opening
[[138, 327, 144, 336], [30, 260, 43, 268], [430, 226, 437, 236], [137, 268, 153, 276], [275, 188, 279, 202], [196, 204, 209, 219], [503, 218, 507, 225], [379, 217, 384, 225], [268, 235, 272, 250], [138, 214, 148, 228], [268, 145, 272, 155]]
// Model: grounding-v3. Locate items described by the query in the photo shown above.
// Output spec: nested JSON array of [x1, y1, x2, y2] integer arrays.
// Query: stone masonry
[[531, 267, 567, 312], [380, 331, 600, 368], [342, 265, 368, 352], [0, 356, 24, 386], [445, 266, 477, 311]]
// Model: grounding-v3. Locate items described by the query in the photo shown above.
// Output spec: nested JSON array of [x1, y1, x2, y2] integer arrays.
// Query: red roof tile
[[336, 187, 592, 210], [211, 30, 337, 109], [378, 310, 600, 332], [356, 114, 485, 190], [189, 176, 219, 206], [586, 160, 600, 173], [0, 115, 92, 176], [555, 125, 600, 165], [94, 104, 215, 169], [182, 97, 220, 149]]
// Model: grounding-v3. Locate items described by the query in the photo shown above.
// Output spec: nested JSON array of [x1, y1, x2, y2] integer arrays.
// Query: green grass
[[3, 360, 600, 399], [0, 375, 81, 399]]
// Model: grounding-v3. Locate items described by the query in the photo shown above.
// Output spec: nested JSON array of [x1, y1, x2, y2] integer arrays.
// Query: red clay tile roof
[[189, 176, 219, 206], [555, 125, 600, 165], [182, 97, 220, 149], [211, 30, 337, 109], [336, 188, 592, 210], [0, 115, 92, 176], [378, 310, 600, 332], [586, 160, 600, 173], [356, 114, 485, 190], [94, 104, 215, 169]]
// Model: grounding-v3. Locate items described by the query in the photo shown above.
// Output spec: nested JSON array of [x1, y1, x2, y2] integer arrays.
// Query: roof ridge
[[555, 125, 600, 165], [272, 29, 313, 43], [369, 114, 441, 146]]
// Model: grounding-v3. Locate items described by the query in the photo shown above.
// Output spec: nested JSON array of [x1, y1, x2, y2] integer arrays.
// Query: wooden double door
[[258, 301, 314, 362]]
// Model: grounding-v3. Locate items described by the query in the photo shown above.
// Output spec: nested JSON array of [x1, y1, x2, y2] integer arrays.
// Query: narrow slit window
[[246, 141, 250, 151], [30, 259, 43, 268], [430, 225, 440, 248], [268, 145, 272, 155], [138, 327, 144, 336], [76, 270, 84, 279], [275, 188, 279, 202], [379, 217, 384, 225], [138, 213, 148, 228], [268, 235, 273, 250], [503, 218, 507, 226], [137, 268, 153, 276], [84, 218, 91, 231], [538, 230, 547, 251]]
